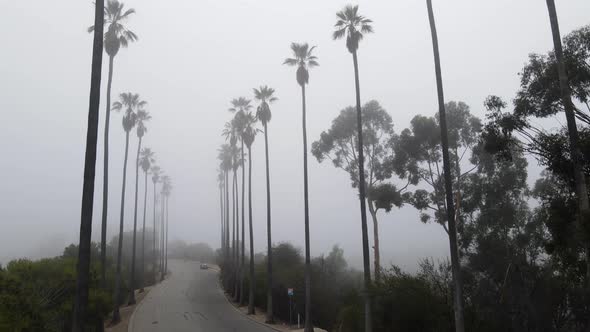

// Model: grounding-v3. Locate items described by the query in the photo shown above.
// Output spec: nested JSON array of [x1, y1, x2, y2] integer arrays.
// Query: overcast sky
[[1, 0, 589, 269]]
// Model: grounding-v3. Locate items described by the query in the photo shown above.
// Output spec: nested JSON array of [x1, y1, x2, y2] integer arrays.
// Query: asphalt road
[[129, 259, 275, 332]]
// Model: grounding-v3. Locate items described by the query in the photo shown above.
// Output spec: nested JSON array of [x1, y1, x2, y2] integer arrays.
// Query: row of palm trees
[[73, 0, 175, 330], [214, 2, 585, 332]]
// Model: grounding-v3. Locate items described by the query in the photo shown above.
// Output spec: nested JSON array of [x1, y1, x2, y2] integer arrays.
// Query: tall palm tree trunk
[[225, 171, 230, 264], [301, 85, 313, 332], [113, 131, 131, 324], [153, 181, 157, 282], [234, 171, 240, 300], [264, 123, 274, 323], [247, 146, 256, 315], [140, 170, 148, 292], [100, 54, 114, 286], [426, 2, 465, 331], [231, 169, 236, 293], [165, 195, 169, 274], [160, 187, 166, 280], [73, 2, 103, 330], [352, 50, 372, 332], [220, 182, 224, 254], [240, 140, 246, 305], [129, 137, 142, 305], [546, 0, 590, 284]]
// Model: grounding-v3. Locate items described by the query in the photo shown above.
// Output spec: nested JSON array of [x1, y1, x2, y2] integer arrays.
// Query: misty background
[[1, 0, 589, 270]]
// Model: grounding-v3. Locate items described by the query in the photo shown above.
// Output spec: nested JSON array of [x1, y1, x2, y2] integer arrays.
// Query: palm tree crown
[[136, 109, 151, 138], [88, 0, 138, 57], [229, 97, 253, 114], [151, 165, 161, 183], [254, 86, 278, 126], [112, 92, 146, 132], [333, 5, 373, 53], [283, 43, 319, 86], [242, 113, 258, 148], [140, 148, 155, 173]]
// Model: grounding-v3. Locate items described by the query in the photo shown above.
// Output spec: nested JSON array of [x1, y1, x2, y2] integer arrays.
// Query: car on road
[[200, 263, 209, 270]]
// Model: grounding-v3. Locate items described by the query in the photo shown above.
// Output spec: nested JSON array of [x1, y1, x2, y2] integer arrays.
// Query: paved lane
[[130, 259, 275, 332]]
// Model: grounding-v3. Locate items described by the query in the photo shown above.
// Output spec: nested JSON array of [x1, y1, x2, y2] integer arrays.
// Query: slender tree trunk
[[234, 170, 240, 300], [112, 131, 131, 324], [240, 140, 246, 305], [426, 2, 465, 331], [160, 189, 166, 280], [129, 137, 142, 305], [100, 54, 114, 286], [232, 168, 237, 294], [352, 50, 372, 332], [225, 171, 230, 264], [546, 3, 590, 330], [368, 200, 380, 282], [247, 146, 256, 315], [220, 183, 224, 255], [165, 195, 169, 273], [153, 181, 157, 282], [264, 123, 274, 323], [140, 170, 148, 292], [301, 84, 314, 332], [72, 2, 103, 330]]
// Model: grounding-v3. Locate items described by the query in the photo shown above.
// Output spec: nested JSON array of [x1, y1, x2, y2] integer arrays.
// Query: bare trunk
[[165, 195, 169, 274], [140, 170, 148, 292], [153, 180, 157, 282], [240, 140, 246, 305], [129, 137, 142, 305], [264, 123, 274, 323], [352, 50, 372, 332], [100, 54, 114, 286], [301, 85, 314, 332], [232, 168, 237, 295], [72, 2, 103, 329], [545, 2, 590, 330], [248, 146, 256, 315], [112, 131, 130, 324], [234, 171, 240, 301], [368, 200, 380, 282], [225, 171, 230, 264], [426, 2, 465, 331]]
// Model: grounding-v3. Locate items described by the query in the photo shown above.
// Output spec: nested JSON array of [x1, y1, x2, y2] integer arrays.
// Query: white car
[[200, 263, 209, 270]]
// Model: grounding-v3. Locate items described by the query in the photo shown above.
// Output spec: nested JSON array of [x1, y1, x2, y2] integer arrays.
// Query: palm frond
[[283, 58, 298, 66]]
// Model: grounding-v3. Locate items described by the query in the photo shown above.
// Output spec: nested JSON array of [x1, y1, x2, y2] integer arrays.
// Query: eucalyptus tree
[[73, 1, 103, 330], [332, 6, 374, 330], [229, 97, 252, 305], [242, 112, 258, 315], [88, 0, 137, 283], [425, 1, 465, 330], [312, 100, 413, 282], [150, 165, 161, 281], [111, 92, 143, 323], [139, 148, 154, 292], [283, 42, 318, 332], [254, 85, 278, 323], [128, 109, 151, 304]]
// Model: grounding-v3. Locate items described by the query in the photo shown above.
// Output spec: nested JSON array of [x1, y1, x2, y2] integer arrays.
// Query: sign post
[[288, 288, 294, 326]]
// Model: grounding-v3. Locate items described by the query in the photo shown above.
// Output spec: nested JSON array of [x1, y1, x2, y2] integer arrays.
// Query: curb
[[127, 286, 154, 332], [214, 270, 284, 332]]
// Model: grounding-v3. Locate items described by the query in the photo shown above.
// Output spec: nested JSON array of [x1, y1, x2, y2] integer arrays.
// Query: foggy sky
[[1, 0, 589, 270]]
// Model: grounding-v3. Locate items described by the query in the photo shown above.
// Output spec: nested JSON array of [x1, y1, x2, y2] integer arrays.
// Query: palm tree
[[88, 0, 137, 284], [242, 112, 258, 315], [128, 109, 151, 305], [229, 97, 252, 305], [139, 148, 154, 293], [218, 169, 225, 252], [73, 1, 104, 330], [219, 145, 232, 264], [111, 92, 143, 323], [425, 1, 464, 331], [545, 0, 590, 286], [333, 6, 374, 330], [254, 85, 278, 323], [150, 165, 161, 282], [284, 42, 318, 332]]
